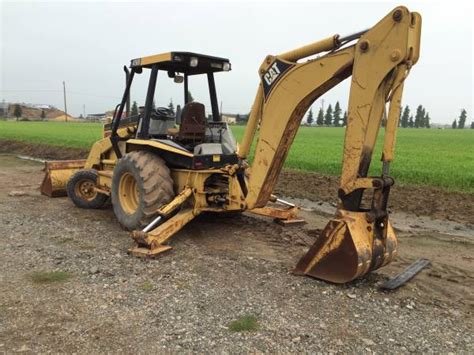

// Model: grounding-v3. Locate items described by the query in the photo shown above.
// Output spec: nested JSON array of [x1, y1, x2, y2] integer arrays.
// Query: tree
[[79, 114, 84, 119], [333, 101, 342, 127], [342, 111, 348, 126], [408, 115, 414, 128], [324, 104, 333, 126], [414, 105, 424, 128], [41, 109, 46, 120], [458, 109, 467, 129], [306, 108, 314, 125], [187, 91, 194, 103], [316, 108, 324, 126], [424, 112, 430, 128], [13, 104, 22, 121], [168, 99, 175, 115], [131, 101, 139, 116], [470, 121, 474, 129], [452, 119, 457, 129], [400, 105, 410, 128]]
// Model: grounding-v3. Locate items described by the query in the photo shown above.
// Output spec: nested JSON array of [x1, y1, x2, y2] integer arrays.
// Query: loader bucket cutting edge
[[294, 210, 397, 283], [40, 160, 86, 197]]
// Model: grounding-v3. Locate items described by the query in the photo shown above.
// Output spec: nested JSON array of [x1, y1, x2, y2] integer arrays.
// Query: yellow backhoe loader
[[41, 6, 421, 283]]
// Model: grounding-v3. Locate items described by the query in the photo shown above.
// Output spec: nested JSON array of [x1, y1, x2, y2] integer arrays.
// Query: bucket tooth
[[294, 210, 397, 283]]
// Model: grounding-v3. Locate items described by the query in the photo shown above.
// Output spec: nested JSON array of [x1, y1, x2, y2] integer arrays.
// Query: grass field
[[0, 121, 473, 193]]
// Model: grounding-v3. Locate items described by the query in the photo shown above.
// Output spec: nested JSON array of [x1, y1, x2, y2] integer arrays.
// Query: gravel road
[[0, 154, 472, 353]]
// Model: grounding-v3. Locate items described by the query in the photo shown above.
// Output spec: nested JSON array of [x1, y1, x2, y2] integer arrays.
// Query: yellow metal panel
[[127, 139, 194, 158], [138, 52, 173, 66], [340, 6, 421, 193], [84, 137, 113, 169], [245, 47, 355, 209]]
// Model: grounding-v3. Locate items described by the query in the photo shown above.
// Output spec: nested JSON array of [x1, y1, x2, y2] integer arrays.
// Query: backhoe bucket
[[40, 160, 86, 197], [294, 210, 397, 283]]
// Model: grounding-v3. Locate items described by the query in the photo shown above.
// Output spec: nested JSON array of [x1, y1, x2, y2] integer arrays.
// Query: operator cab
[[108, 51, 237, 169]]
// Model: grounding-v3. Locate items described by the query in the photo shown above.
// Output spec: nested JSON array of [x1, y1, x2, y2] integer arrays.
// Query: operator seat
[[177, 102, 206, 144]]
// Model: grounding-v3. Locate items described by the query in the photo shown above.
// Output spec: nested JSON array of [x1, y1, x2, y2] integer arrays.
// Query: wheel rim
[[74, 179, 98, 201], [118, 172, 139, 215]]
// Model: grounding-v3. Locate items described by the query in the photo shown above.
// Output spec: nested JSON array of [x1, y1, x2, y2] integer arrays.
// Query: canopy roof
[[130, 51, 231, 75]]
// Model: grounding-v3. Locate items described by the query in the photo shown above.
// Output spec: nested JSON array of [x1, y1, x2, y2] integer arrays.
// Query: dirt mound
[[1, 139, 472, 225], [0, 139, 88, 160], [275, 170, 474, 226], [7, 104, 73, 120]]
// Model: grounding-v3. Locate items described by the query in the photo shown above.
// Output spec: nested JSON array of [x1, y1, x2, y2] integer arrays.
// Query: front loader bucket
[[294, 210, 397, 283], [40, 160, 86, 197]]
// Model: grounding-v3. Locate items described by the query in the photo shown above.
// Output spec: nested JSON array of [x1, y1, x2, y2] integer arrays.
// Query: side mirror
[[174, 75, 184, 84]]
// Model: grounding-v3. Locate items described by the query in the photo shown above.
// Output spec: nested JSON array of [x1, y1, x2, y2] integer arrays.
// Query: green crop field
[[0, 120, 473, 193]]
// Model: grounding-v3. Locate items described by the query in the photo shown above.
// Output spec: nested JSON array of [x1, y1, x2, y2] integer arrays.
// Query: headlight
[[222, 62, 231, 71], [189, 57, 199, 67], [131, 58, 141, 67]]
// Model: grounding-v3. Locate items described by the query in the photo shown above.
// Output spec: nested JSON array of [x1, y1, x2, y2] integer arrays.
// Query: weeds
[[30, 271, 71, 284], [228, 315, 259, 332], [139, 281, 154, 292]]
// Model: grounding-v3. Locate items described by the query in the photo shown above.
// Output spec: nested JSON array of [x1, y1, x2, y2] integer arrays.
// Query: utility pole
[[63, 81, 68, 122], [83, 104, 86, 119]]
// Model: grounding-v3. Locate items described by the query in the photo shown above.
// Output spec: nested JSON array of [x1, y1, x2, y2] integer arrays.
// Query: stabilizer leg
[[129, 208, 197, 257], [249, 197, 305, 225]]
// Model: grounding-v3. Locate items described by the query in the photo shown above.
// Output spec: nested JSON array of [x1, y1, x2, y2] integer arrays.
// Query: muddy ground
[[0, 142, 473, 352], [2, 138, 473, 225]]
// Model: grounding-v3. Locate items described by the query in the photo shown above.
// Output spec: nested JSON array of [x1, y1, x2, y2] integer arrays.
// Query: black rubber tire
[[111, 151, 175, 230], [67, 169, 108, 209]]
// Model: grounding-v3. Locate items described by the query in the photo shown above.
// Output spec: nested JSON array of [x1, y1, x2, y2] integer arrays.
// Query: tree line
[[306, 102, 472, 129], [452, 109, 470, 129], [306, 102, 347, 127], [399, 105, 430, 128]]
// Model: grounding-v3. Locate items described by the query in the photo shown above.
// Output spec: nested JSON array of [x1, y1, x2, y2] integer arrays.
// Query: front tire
[[111, 151, 175, 230], [67, 169, 108, 209]]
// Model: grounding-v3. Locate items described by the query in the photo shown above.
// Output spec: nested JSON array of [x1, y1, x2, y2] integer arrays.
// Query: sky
[[1, 0, 472, 124]]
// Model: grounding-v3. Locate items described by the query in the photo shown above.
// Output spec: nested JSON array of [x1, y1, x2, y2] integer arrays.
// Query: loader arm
[[239, 6, 421, 283]]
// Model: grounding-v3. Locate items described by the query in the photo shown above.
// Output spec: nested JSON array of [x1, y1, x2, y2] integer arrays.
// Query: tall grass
[[232, 126, 474, 193], [0, 121, 102, 149], [1, 121, 472, 192]]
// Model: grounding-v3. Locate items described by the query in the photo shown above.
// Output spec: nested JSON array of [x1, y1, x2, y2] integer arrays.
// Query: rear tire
[[111, 151, 175, 230], [67, 169, 108, 209]]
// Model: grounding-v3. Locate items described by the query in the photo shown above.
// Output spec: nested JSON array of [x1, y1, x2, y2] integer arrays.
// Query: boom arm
[[239, 6, 421, 210]]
